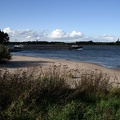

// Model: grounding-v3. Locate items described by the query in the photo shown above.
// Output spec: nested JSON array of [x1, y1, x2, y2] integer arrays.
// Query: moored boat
[[9, 44, 24, 52], [69, 45, 83, 50]]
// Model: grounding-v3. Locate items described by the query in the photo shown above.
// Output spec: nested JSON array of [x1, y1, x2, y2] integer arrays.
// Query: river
[[11, 45, 120, 69]]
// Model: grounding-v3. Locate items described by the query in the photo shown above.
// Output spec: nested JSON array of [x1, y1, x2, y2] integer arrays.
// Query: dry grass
[[0, 65, 119, 119]]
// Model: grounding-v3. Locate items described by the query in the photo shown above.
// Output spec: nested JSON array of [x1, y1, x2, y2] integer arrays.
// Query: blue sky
[[1, 0, 120, 42]]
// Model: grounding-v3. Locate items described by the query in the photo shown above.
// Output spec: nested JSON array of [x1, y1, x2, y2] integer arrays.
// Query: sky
[[1, 0, 120, 42]]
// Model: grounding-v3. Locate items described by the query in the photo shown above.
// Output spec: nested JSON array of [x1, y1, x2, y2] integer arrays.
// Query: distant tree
[[0, 30, 9, 44], [0, 30, 11, 63]]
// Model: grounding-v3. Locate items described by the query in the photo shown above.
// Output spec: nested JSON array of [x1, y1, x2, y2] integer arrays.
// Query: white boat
[[14, 44, 24, 49], [70, 45, 83, 50], [9, 44, 24, 52]]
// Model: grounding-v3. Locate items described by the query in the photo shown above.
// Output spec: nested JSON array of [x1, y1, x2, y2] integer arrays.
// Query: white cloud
[[102, 34, 116, 41], [3, 27, 15, 35], [69, 31, 83, 38], [2, 27, 118, 42], [49, 29, 83, 41], [3, 27, 12, 33], [49, 29, 66, 39], [26, 36, 31, 39], [3, 27, 40, 41], [93, 35, 117, 42], [36, 36, 40, 40]]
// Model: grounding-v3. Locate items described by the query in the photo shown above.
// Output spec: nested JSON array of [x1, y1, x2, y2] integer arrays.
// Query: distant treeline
[[7, 40, 120, 45]]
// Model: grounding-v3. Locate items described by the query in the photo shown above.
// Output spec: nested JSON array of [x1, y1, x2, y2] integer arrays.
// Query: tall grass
[[0, 65, 120, 119]]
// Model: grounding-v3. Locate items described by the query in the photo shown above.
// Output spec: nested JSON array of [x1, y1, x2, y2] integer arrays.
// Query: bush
[[0, 44, 11, 63]]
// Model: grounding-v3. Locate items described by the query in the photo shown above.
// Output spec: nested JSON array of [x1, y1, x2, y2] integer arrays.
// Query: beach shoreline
[[0, 55, 120, 80]]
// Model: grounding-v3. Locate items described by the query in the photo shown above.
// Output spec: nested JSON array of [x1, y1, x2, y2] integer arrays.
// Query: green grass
[[0, 65, 120, 120]]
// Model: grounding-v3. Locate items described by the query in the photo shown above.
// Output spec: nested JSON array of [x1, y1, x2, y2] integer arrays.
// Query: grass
[[0, 65, 120, 120]]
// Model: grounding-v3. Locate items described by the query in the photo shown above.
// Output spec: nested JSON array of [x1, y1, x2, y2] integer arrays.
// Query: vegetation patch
[[0, 44, 11, 63], [0, 65, 120, 120]]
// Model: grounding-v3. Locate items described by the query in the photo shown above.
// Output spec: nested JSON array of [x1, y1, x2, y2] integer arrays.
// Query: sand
[[0, 55, 120, 81]]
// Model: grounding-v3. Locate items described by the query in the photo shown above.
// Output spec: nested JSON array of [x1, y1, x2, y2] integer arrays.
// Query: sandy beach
[[1, 55, 120, 81]]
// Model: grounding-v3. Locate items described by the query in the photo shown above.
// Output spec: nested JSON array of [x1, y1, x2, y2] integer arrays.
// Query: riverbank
[[1, 55, 120, 119], [1, 55, 120, 81]]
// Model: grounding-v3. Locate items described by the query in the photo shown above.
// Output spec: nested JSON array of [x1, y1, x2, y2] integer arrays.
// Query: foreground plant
[[0, 65, 120, 119]]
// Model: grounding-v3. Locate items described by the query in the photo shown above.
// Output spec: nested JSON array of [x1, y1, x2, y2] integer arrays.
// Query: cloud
[[3, 27, 40, 41], [93, 35, 117, 42], [49, 29, 83, 41], [102, 34, 116, 41], [26, 36, 31, 39], [2, 27, 118, 42], [49, 29, 66, 39], [3, 27, 15, 35], [69, 31, 83, 38]]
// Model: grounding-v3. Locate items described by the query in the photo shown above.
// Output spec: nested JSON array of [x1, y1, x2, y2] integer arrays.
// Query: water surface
[[12, 45, 120, 69]]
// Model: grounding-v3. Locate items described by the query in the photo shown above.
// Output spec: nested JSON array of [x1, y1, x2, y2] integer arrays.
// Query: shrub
[[0, 44, 11, 63]]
